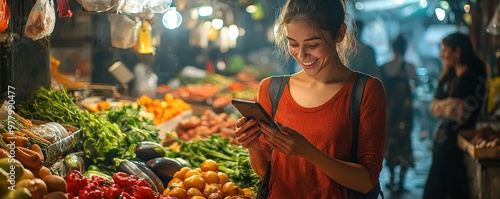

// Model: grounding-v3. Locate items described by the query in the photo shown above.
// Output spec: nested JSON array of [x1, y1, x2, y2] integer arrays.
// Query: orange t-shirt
[[257, 72, 386, 199]]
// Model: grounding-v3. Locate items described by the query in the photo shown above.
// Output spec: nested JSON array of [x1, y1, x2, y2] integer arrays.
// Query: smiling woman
[[233, 0, 387, 198]]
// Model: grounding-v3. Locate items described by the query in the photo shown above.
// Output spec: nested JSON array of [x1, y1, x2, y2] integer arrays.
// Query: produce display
[[171, 84, 222, 102], [163, 159, 255, 199], [17, 87, 154, 173], [0, 158, 68, 199], [137, 94, 192, 125], [165, 135, 260, 192], [0, 78, 263, 199], [175, 110, 238, 144]]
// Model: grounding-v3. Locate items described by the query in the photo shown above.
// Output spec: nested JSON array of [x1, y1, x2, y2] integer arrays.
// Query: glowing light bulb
[[162, 7, 182, 29]]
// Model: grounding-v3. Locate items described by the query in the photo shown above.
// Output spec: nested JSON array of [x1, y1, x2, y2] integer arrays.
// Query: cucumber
[[134, 141, 166, 161], [118, 160, 165, 193]]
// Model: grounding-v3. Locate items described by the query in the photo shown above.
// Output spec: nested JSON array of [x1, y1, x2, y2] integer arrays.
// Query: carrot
[[2, 134, 28, 147], [0, 148, 10, 158], [14, 113, 32, 128], [21, 129, 51, 145], [30, 144, 44, 161], [15, 146, 42, 169], [14, 131, 26, 137]]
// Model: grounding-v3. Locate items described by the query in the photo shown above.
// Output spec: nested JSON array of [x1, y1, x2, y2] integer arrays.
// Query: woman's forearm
[[248, 147, 269, 177]]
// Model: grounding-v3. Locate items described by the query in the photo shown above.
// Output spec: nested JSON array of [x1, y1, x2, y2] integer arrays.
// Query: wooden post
[[0, 0, 50, 103]]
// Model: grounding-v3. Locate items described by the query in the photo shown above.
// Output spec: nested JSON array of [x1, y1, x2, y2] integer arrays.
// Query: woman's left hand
[[259, 122, 315, 157]]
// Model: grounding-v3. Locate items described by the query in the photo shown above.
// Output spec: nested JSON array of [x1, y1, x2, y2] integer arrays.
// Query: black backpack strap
[[349, 73, 369, 162], [269, 75, 290, 117]]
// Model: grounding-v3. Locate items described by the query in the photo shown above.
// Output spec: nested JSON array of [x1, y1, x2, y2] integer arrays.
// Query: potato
[[43, 175, 67, 193], [42, 191, 68, 199]]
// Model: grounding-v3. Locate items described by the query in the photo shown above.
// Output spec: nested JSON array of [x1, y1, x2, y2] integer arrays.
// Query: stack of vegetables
[[174, 109, 238, 144], [165, 135, 260, 192], [137, 93, 192, 125], [0, 114, 58, 179], [66, 170, 173, 199], [163, 159, 255, 199], [17, 87, 160, 174], [0, 157, 69, 199]]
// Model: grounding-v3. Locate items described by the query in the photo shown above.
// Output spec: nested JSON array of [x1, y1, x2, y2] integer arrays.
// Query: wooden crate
[[458, 130, 500, 159]]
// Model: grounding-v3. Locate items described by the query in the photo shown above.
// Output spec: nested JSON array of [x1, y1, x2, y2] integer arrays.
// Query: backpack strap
[[269, 75, 290, 117], [349, 73, 369, 162]]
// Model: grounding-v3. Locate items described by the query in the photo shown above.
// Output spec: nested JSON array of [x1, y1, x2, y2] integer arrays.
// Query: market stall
[[458, 125, 500, 199]]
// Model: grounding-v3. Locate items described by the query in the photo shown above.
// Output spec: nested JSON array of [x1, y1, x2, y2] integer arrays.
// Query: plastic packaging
[[24, 0, 56, 41], [0, 0, 10, 32], [109, 14, 141, 49]]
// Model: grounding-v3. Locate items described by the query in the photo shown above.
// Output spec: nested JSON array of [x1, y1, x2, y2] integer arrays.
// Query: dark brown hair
[[274, 0, 357, 65], [439, 32, 487, 81]]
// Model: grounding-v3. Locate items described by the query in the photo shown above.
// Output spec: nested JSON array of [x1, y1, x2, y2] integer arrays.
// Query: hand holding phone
[[231, 98, 280, 130]]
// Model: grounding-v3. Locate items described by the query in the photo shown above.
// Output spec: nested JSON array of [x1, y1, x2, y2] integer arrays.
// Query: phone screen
[[231, 98, 280, 130]]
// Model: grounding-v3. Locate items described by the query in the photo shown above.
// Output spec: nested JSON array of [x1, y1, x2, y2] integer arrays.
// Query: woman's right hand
[[234, 117, 262, 149]]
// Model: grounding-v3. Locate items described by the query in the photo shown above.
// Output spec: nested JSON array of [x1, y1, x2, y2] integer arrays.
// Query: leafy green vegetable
[[97, 105, 160, 145], [166, 135, 260, 192], [18, 87, 135, 174]]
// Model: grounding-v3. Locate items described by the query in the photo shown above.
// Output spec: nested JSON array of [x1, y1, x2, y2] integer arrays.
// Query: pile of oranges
[[137, 93, 192, 125], [164, 160, 254, 199]]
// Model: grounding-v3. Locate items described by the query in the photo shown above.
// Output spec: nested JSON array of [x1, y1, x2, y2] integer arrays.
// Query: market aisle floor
[[378, 128, 433, 199]]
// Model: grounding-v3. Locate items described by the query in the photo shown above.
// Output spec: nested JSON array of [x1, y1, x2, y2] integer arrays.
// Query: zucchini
[[146, 157, 183, 185], [134, 141, 166, 161], [118, 160, 165, 193]]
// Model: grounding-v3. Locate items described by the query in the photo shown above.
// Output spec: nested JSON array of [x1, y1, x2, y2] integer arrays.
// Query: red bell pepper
[[66, 170, 89, 195], [120, 192, 137, 199], [113, 172, 138, 188], [134, 186, 157, 199]]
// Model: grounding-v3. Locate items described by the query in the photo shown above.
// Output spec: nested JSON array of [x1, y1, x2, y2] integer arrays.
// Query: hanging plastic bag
[[0, 0, 10, 32], [109, 14, 141, 49], [56, 0, 73, 18], [24, 0, 56, 41], [76, 0, 123, 13]]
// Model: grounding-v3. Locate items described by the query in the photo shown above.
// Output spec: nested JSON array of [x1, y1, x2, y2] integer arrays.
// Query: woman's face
[[286, 21, 338, 76], [440, 43, 460, 69]]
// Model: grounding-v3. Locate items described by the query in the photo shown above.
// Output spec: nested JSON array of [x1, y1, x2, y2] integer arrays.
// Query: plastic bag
[[24, 0, 56, 41], [109, 14, 141, 49], [76, 0, 123, 13], [0, 0, 10, 32]]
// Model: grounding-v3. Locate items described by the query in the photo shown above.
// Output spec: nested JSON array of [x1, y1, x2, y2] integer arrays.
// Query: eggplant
[[118, 160, 165, 193], [134, 141, 166, 161], [146, 157, 183, 185]]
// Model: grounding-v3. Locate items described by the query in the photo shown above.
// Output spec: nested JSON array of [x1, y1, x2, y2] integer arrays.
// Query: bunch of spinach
[[97, 105, 160, 144]]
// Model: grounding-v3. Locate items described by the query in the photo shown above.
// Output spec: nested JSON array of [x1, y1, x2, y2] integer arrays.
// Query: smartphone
[[231, 98, 280, 130]]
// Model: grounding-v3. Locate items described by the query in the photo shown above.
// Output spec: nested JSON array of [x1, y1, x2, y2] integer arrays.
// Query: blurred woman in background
[[423, 32, 487, 199]]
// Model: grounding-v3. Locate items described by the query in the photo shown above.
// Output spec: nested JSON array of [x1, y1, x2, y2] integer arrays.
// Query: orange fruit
[[218, 172, 229, 185], [201, 159, 219, 172], [168, 178, 184, 189], [168, 187, 187, 199], [200, 171, 220, 184], [185, 169, 200, 179], [186, 188, 204, 198], [183, 175, 206, 192]]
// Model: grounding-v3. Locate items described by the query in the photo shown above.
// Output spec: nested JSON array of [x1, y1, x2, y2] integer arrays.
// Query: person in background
[[349, 20, 381, 79], [234, 0, 386, 198], [379, 34, 419, 192], [423, 32, 487, 199]]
